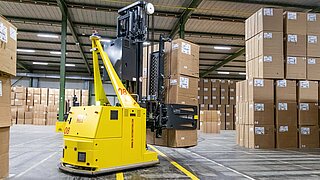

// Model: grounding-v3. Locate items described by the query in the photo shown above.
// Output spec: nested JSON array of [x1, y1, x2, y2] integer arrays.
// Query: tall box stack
[[245, 8, 284, 79], [211, 79, 220, 105], [65, 89, 75, 106], [149, 38, 200, 147], [0, 16, 17, 179], [13, 87, 26, 106], [275, 80, 298, 148], [26, 88, 34, 106], [33, 104, 47, 125], [284, 12, 307, 79], [200, 110, 221, 133], [40, 88, 48, 105], [47, 105, 58, 125], [297, 81, 319, 148], [307, 13, 320, 80]]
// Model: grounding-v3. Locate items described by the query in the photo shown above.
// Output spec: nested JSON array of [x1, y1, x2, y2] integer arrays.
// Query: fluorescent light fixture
[[217, 71, 230, 74], [66, 64, 75, 67], [214, 46, 231, 50], [37, 33, 59, 38], [50, 51, 68, 55], [100, 39, 111, 42], [33, 62, 48, 65], [101, 66, 104, 69], [239, 72, 246, 75], [17, 49, 35, 53], [143, 42, 150, 45]]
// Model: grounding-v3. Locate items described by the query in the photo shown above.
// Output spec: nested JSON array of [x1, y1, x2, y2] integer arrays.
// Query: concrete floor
[[8, 125, 320, 180]]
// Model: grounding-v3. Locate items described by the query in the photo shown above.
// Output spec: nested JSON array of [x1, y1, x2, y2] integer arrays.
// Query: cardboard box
[[297, 81, 318, 102], [248, 102, 274, 125], [298, 103, 318, 125], [33, 88, 41, 95], [275, 102, 297, 125], [284, 12, 307, 34], [256, 8, 283, 33], [24, 112, 33, 124], [0, 127, 9, 179], [13, 86, 26, 94], [200, 110, 220, 122], [307, 13, 320, 34], [33, 94, 41, 104], [257, 31, 283, 56], [307, 57, 320, 80], [285, 56, 306, 80], [167, 129, 197, 147], [285, 34, 306, 57], [248, 124, 275, 149], [0, 16, 17, 76], [208, 104, 217, 110], [299, 125, 319, 148], [307, 35, 320, 57], [47, 112, 57, 125], [201, 121, 221, 133], [256, 55, 284, 79], [165, 75, 198, 106], [0, 76, 11, 127], [276, 124, 298, 148], [275, 80, 297, 102], [15, 92, 26, 100], [199, 104, 208, 110], [247, 79, 274, 102], [146, 129, 155, 144], [211, 95, 220, 105], [203, 96, 211, 105], [220, 95, 229, 105], [226, 105, 234, 130], [164, 39, 199, 77]]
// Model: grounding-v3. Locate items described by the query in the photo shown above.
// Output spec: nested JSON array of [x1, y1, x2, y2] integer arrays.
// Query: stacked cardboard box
[[0, 16, 17, 179], [200, 110, 221, 133], [146, 39, 199, 148], [33, 104, 47, 125], [47, 105, 58, 125], [198, 79, 237, 130]]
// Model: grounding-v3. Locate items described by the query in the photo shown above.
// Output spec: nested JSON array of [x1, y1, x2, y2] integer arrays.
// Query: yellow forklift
[[58, 1, 197, 175]]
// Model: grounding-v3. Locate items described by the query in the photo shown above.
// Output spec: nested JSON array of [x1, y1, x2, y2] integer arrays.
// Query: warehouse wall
[[11, 77, 118, 105]]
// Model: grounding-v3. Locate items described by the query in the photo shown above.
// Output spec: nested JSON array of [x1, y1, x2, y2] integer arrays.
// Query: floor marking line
[[15, 152, 58, 178], [116, 172, 124, 180], [183, 149, 256, 180], [10, 135, 56, 147], [148, 145, 199, 180]]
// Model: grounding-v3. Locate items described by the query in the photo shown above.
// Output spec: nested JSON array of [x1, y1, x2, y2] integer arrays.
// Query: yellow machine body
[[59, 35, 158, 175]]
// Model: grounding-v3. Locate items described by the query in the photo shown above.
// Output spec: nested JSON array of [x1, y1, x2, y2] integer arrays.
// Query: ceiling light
[[238, 72, 246, 75], [217, 71, 230, 74], [33, 62, 48, 65], [37, 34, 59, 38], [17, 49, 36, 53], [143, 42, 150, 46], [100, 39, 111, 42], [101, 66, 104, 69], [214, 46, 231, 50], [66, 64, 75, 67], [50, 51, 68, 55]]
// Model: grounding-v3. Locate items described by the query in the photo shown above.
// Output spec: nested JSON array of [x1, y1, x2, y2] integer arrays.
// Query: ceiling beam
[[16, 62, 31, 72], [170, 0, 203, 38], [56, 0, 91, 74], [200, 48, 245, 77]]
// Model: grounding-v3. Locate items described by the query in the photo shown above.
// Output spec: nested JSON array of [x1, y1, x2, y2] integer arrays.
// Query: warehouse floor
[[8, 126, 320, 180]]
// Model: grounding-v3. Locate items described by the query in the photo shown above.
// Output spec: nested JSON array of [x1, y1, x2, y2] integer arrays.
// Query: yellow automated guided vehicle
[[58, 34, 159, 175]]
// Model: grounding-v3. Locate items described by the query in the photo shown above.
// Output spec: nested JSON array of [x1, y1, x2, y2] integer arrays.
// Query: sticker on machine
[[179, 77, 189, 88], [0, 23, 8, 43], [181, 42, 191, 55], [0, 80, 2, 96]]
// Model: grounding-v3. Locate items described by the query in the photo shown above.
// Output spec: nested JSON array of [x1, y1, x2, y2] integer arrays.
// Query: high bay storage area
[[2, 0, 320, 179]]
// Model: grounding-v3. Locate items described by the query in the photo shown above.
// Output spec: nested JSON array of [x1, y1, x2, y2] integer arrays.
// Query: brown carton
[[307, 35, 320, 57], [275, 102, 297, 125], [297, 81, 318, 102], [284, 12, 307, 34], [208, 104, 217, 110], [248, 102, 274, 125], [299, 125, 319, 148], [256, 8, 283, 33], [276, 124, 298, 148], [203, 96, 211, 105], [211, 95, 220, 105], [165, 75, 198, 106], [33, 94, 41, 104], [33, 88, 41, 95], [0, 76, 11, 127], [298, 103, 318, 125], [285, 34, 306, 57], [275, 80, 297, 102], [0, 16, 17, 76], [248, 124, 275, 149], [199, 104, 208, 110], [307, 13, 320, 34], [146, 129, 155, 144], [201, 121, 221, 133], [307, 58, 320, 80], [247, 79, 274, 102], [256, 55, 284, 79], [257, 31, 283, 56], [167, 129, 197, 147], [164, 39, 199, 77], [285, 56, 306, 80], [0, 127, 9, 179]]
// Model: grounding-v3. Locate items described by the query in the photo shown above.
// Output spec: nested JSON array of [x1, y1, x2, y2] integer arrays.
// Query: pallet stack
[[198, 79, 237, 130], [237, 8, 320, 149], [200, 110, 221, 133], [0, 16, 17, 179], [10, 87, 89, 126]]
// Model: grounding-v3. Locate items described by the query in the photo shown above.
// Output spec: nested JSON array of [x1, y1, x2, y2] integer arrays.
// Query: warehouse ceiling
[[1, 0, 320, 79]]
